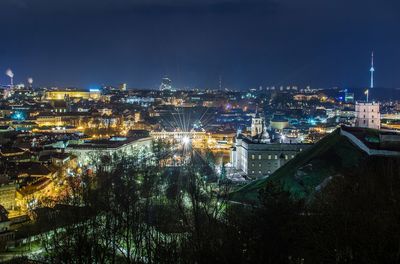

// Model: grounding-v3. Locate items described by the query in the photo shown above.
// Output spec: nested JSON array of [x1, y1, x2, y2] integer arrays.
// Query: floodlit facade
[[0, 184, 16, 211], [355, 102, 380, 130], [65, 137, 153, 165], [232, 114, 310, 179], [45, 90, 101, 100], [231, 136, 310, 179]]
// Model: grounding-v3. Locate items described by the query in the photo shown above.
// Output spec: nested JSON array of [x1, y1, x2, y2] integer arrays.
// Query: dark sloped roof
[[0, 147, 25, 155], [0, 204, 9, 222], [16, 162, 52, 177]]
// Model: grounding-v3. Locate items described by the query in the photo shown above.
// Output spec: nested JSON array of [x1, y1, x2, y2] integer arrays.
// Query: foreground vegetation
[[11, 142, 400, 264]]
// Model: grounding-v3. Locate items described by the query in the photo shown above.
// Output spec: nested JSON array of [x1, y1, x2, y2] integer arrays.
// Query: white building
[[65, 137, 153, 166], [231, 135, 310, 179], [231, 114, 310, 179], [355, 102, 380, 130], [251, 114, 264, 137]]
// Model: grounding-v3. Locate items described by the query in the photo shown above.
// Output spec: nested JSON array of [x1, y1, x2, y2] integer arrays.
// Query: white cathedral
[[231, 113, 310, 179]]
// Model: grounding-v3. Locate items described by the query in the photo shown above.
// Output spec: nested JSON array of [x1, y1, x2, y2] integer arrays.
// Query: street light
[[182, 136, 190, 145]]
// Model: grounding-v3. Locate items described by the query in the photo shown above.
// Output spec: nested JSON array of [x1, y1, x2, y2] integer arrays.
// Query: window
[[372, 120, 374, 123], [251, 154, 255, 160], [258, 155, 262, 160], [259, 171, 262, 174], [285, 155, 288, 160], [268, 155, 271, 159], [291, 155, 295, 158], [259, 163, 261, 167], [274, 155, 278, 159], [251, 163, 255, 167]]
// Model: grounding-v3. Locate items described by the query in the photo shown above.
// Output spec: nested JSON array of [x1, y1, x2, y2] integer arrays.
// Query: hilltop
[[231, 127, 400, 203]]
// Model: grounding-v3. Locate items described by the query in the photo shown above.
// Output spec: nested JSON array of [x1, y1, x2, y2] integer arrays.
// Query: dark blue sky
[[0, 0, 400, 90]]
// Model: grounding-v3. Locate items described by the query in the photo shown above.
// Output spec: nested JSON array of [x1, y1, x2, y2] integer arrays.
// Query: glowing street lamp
[[182, 136, 190, 145]]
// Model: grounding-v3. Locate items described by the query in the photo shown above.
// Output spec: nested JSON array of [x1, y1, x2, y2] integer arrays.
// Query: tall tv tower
[[370, 51, 374, 89]]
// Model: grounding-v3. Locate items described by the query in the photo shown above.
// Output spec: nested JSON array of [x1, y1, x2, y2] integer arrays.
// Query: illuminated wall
[[45, 90, 101, 100]]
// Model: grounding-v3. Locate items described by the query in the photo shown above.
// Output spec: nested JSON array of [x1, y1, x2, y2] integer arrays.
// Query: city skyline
[[2, 1, 400, 263], [1, 0, 400, 89]]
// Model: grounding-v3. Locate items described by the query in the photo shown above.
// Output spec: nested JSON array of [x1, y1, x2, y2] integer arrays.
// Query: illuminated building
[[119, 83, 127, 91], [65, 137, 152, 165], [0, 183, 16, 211], [151, 130, 208, 149], [251, 113, 264, 137], [16, 178, 54, 211], [125, 96, 155, 106], [34, 112, 94, 128], [98, 108, 113, 116], [35, 115, 63, 127], [355, 102, 380, 130], [345, 91, 354, 103], [45, 89, 101, 100], [160, 77, 173, 91], [208, 131, 236, 149], [50, 100, 69, 113], [231, 115, 310, 178], [270, 115, 290, 131], [293, 94, 319, 101], [231, 136, 310, 179]]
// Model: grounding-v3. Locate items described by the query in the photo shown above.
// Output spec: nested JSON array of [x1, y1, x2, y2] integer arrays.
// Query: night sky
[[1, 0, 400, 90]]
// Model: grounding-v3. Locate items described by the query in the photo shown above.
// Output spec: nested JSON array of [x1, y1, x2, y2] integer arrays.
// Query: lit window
[[251, 155, 255, 160], [268, 155, 271, 159], [258, 155, 262, 160], [274, 155, 278, 159]]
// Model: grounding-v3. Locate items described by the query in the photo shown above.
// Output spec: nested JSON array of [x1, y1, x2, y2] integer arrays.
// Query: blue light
[[89, 84, 101, 92], [11, 111, 26, 121]]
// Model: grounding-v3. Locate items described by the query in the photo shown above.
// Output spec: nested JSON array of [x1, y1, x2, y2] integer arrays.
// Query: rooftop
[[68, 136, 151, 150]]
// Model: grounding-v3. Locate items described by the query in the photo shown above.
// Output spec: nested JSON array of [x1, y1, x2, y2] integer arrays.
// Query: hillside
[[231, 129, 370, 203]]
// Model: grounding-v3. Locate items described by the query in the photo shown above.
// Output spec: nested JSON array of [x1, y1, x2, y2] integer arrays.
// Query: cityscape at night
[[0, 0, 400, 263]]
